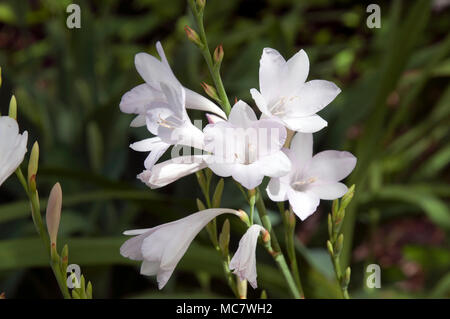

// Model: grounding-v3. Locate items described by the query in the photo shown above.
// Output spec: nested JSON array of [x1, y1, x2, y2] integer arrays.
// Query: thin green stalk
[[255, 188, 303, 299], [16, 167, 71, 299], [279, 205, 302, 293], [188, 0, 231, 115]]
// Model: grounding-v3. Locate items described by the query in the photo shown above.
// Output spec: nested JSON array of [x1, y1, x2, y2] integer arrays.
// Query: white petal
[[231, 163, 264, 190], [119, 84, 163, 115], [185, 88, 227, 119], [287, 189, 320, 221], [137, 155, 207, 189], [256, 151, 291, 178], [282, 115, 328, 133], [266, 177, 289, 202], [134, 52, 178, 90], [285, 80, 341, 118], [205, 113, 225, 124], [308, 182, 348, 200], [228, 100, 257, 128], [282, 49, 309, 94], [259, 48, 285, 104], [250, 88, 270, 116], [130, 137, 163, 152], [306, 151, 357, 182], [144, 143, 170, 170], [229, 224, 266, 289], [130, 114, 147, 127], [0, 117, 28, 186], [126, 208, 240, 289], [289, 132, 313, 169]]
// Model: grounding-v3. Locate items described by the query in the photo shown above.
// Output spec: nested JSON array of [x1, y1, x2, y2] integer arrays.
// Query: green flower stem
[[188, 0, 231, 115], [15, 167, 71, 299], [196, 170, 238, 297], [255, 188, 303, 299], [279, 204, 303, 294]]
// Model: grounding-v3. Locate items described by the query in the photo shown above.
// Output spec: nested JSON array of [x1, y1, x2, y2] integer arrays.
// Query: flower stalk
[[327, 185, 355, 299], [187, 0, 231, 115]]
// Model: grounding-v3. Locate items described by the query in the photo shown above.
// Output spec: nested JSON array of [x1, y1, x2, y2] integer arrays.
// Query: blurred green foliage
[[0, 0, 449, 298]]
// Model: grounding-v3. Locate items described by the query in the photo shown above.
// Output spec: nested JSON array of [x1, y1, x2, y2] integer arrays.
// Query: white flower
[[120, 41, 226, 127], [137, 155, 208, 189], [120, 208, 240, 289], [267, 133, 356, 220], [0, 116, 28, 187], [203, 100, 291, 190], [229, 224, 266, 289], [250, 48, 341, 133]]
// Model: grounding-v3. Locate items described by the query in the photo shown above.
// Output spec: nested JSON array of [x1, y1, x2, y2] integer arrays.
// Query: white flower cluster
[[119, 42, 356, 289]]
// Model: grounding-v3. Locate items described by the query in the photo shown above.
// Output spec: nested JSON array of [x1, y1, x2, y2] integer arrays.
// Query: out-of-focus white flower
[[229, 224, 267, 289], [267, 133, 356, 220], [0, 116, 28, 186], [203, 100, 291, 190], [137, 155, 208, 189], [120, 41, 226, 127], [120, 208, 240, 289], [250, 48, 341, 133]]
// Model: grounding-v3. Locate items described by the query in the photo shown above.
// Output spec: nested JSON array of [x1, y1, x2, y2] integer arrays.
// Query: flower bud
[[46, 182, 62, 246], [340, 184, 355, 211], [196, 0, 205, 10], [326, 240, 334, 256], [262, 229, 270, 243], [28, 142, 39, 192], [201, 82, 220, 102], [212, 178, 224, 208], [213, 44, 224, 65], [184, 25, 203, 47], [343, 267, 351, 288], [335, 233, 344, 256], [219, 218, 230, 256], [61, 244, 69, 275], [9, 95, 17, 120]]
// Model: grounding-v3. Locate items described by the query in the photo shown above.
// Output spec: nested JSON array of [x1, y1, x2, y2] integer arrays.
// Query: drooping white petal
[[282, 115, 328, 133], [307, 182, 348, 200], [120, 208, 240, 289], [306, 151, 357, 182], [287, 189, 320, 221], [229, 224, 266, 289], [266, 177, 289, 202], [185, 88, 227, 119], [0, 117, 28, 186], [130, 137, 170, 170], [137, 155, 207, 189], [259, 48, 285, 105]]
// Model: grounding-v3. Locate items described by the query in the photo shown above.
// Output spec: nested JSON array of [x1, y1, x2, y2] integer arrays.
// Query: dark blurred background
[[0, 0, 449, 298]]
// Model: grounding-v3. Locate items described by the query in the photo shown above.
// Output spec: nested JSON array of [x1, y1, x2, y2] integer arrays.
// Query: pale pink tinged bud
[[184, 25, 202, 47], [46, 182, 62, 245], [213, 44, 224, 65]]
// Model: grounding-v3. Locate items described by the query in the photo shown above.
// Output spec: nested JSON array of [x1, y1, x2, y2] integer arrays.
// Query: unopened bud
[[343, 267, 351, 288], [262, 229, 270, 243], [196, 0, 205, 10], [340, 184, 355, 210], [326, 240, 334, 256], [213, 44, 224, 65], [184, 25, 203, 47], [46, 183, 62, 247], [201, 82, 220, 102], [327, 213, 333, 239], [86, 281, 93, 299], [9, 95, 17, 120], [61, 244, 69, 276], [219, 219, 230, 256], [335, 233, 344, 256], [28, 142, 39, 191]]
